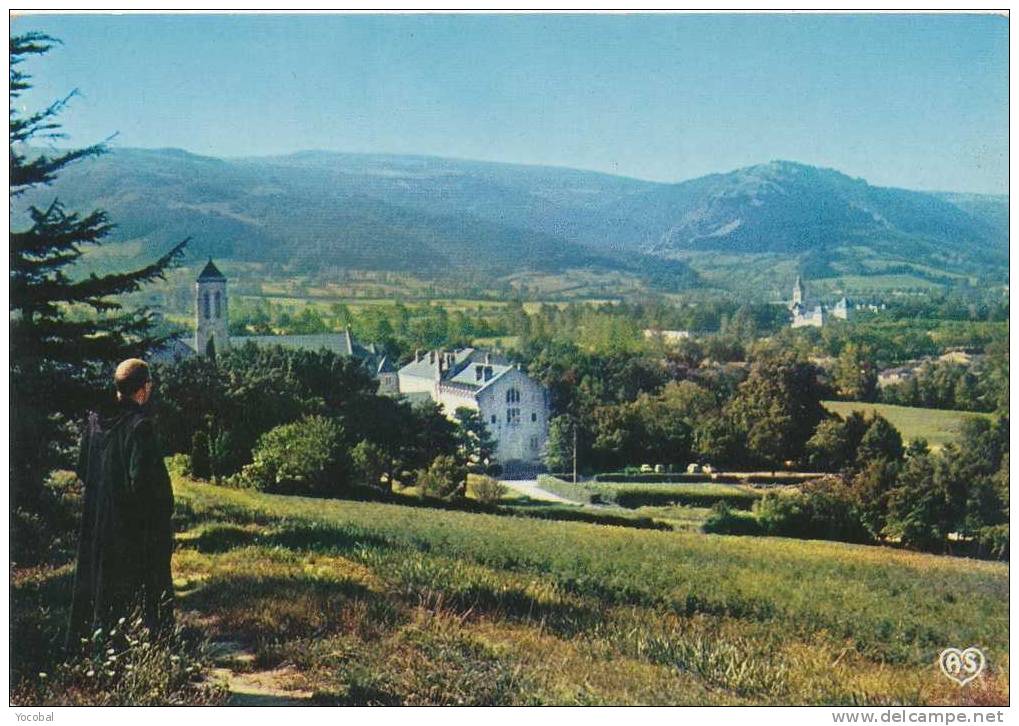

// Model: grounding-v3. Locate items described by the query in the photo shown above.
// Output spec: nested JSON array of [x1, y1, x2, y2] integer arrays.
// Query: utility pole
[[572, 416, 578, 484]]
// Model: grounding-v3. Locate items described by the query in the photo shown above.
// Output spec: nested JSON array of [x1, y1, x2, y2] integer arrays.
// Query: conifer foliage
[[10, 33, 187, 515]]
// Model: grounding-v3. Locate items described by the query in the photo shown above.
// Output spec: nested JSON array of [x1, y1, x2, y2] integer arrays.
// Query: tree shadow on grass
[[180, 521, 398, 557], [413, 581, 604, 640], [11, 566, 75, 682], [258, 522, 395, 555], [180, 573, 401, 645]]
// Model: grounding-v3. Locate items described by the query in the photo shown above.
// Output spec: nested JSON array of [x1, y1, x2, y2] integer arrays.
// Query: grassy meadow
[[13, 474, 1009, 705], [823, 401, 993, 450]]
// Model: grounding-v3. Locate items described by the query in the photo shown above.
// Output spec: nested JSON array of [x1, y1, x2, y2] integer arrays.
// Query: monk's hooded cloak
[[65, 398, 174, 651]]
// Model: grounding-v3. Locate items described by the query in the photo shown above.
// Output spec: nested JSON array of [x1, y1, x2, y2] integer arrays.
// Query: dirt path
[[207, 640, 314, 706]]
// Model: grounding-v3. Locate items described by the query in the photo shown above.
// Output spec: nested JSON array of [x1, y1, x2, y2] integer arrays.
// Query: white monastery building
[[398, 349, 551, 474]]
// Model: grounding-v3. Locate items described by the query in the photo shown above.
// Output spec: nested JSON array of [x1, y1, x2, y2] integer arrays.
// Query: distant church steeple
[[195, 258, 229, 357], [791, 275, 805, 309]]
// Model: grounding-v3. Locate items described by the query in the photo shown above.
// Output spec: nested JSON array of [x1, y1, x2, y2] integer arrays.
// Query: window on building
[[490, 414, 497, 424], [202, 292, 211, 320], [531, 412, 537, 422], [506, 388, 520, 404], [506, 408, 520, 424], [214, 291, 221, 318], [530, 436, 539, 451]]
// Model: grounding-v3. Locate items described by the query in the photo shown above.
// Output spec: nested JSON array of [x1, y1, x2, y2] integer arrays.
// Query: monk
[[66, 358, 175, 651]]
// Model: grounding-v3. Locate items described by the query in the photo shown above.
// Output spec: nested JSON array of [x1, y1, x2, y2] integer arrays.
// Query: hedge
[[536, 475, 761, 510]]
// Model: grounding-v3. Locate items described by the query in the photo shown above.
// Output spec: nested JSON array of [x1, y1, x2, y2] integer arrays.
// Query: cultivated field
[[822, 401, 993, 450], [174, 479, 1009, 703]]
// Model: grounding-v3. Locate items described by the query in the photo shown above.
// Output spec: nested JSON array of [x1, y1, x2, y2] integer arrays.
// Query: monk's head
[[114, 358, 153, 404]]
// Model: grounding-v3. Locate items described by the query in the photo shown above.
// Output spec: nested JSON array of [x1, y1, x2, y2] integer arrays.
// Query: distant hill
[[575, 161, 1007, 276], [16, 149, 1007, 295]]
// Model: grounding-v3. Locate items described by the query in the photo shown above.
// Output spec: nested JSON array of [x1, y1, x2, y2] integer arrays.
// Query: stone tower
[[195, 259, 229, 357]]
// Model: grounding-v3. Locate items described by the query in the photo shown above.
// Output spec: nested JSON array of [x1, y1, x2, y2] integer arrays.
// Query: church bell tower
[[195, 258, 229, 357]]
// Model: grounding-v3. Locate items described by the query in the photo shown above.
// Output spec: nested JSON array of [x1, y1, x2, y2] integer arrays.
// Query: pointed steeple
[[197, 257, 226, 281], [791, 275, 804, 307]]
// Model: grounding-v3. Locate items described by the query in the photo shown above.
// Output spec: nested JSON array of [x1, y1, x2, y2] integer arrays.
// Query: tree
[[833, 344, 878, 401], [351, 439, 392, 491], [453, 407, 498, 475], [242, 415, 348, 495], [855, 415, 904, 466], [190, 430, 211, 480], [804, 414, 872, 472], [416, 454, 467, 499], [545, 415, 577, 475], [10, 33, 187, 514], [849, 458, 899, 539], [884, 452, 951, 552], [725, 354, 826, 471]]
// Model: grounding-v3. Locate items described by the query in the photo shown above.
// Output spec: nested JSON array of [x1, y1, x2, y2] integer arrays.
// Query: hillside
[[17, 148, 1008, 297], [13, 476, 1008, 705]]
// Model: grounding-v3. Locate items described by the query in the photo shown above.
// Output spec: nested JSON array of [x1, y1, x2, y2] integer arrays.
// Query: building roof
[[445, 361, 513, 391], [398, 347, 523, 397], [398, 347, 477, 381], [232, 333, 355, 356], [197, 258, 226, 281]]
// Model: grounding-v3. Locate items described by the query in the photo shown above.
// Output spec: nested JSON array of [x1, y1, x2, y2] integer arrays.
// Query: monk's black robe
[[65, 399, 175, 651]]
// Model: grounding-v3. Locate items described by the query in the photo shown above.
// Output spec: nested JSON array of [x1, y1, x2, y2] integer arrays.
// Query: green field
[[823, 401, 993, 450], [13, 476, 1009, 705]]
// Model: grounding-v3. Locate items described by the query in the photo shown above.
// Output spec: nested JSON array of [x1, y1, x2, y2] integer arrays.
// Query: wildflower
[[118, 617, 126, 625], [106, 648, 116, 655], [38, 672, 47, 679], [86, 670, 95, 677]]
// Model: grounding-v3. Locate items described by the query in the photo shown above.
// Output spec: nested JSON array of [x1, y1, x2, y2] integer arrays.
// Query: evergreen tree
[[190, 430, 212, 480], [453, 406, 498, 475], [10, 33, 187, 511]]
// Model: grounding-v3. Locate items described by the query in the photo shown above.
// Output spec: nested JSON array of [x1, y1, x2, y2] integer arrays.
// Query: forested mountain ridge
[[17, 148, 1007, 291]]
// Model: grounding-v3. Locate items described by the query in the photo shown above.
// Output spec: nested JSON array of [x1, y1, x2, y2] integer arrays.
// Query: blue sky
[[10, 12, 1009, 193]]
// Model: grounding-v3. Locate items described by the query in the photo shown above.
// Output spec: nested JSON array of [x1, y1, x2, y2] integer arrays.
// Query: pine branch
[[63, 237, 190, 302], [11, 201, 113, 256], [10, 141, 106, 196]]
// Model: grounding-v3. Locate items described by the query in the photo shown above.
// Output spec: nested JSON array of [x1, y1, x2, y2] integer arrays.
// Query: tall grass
[[154, 477, 1008, 705]]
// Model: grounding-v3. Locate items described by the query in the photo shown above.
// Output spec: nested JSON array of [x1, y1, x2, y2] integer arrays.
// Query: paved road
[[500, 479, 577, 505]]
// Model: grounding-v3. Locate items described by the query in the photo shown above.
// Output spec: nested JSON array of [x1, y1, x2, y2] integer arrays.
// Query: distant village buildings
[[155, 260, 549, 473], [788, 275, 853, 328]]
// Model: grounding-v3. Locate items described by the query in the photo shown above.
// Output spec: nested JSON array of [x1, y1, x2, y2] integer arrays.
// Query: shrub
[[351, 440, 391, 491], [417, 455, 467, 499], [610, 485, 759, 510], [595, 473, 714, 483], [702, 502, 763, 535], [755, 478, 872, 544], [190, 430, 211, 480], [469, 475, 508, 504], [165, 453, 192, 478], [241, 415, 348, 495]]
